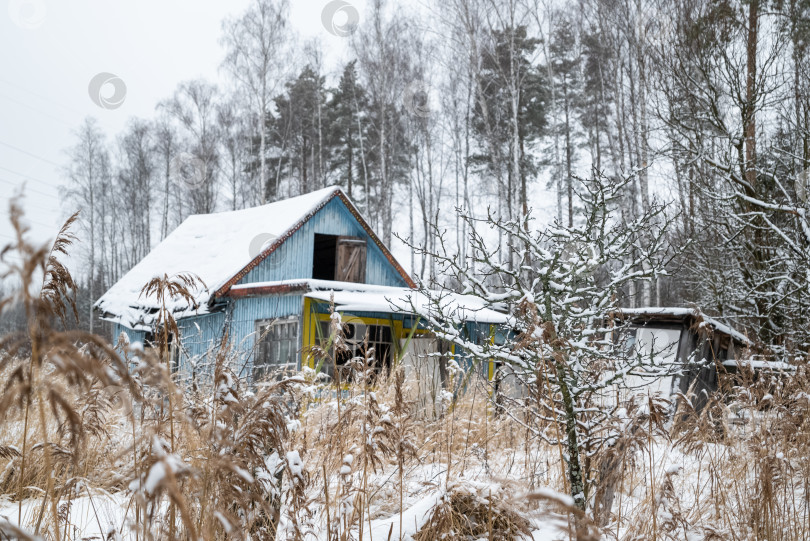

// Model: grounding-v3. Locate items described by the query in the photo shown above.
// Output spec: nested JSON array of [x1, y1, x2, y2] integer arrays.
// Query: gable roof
[[95, 187, 414, 328]]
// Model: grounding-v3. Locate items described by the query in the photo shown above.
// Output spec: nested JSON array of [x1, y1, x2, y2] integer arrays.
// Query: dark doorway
[[312, 234, 367, 283], [313, 234, 338, 280]]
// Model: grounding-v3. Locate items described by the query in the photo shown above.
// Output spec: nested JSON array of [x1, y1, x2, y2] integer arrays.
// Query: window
[[317, 320, 392, 380], [254, 319, 299, 379], [634, 327, 681, 364], [312, 234, 366, 283], [620, 325, 682, 396]]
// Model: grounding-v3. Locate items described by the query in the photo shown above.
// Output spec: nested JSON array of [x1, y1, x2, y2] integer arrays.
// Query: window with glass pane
[[254, 319, 298, 379], [317, 320, 392, 380]]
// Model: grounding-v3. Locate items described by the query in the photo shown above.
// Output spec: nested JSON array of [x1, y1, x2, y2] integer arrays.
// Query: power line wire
[[0, 164, 62, 189], [0, 76, 84, 116], [0, 90, 75, 127], [0, 177, 60, 200], [0, 140, 62, 168]]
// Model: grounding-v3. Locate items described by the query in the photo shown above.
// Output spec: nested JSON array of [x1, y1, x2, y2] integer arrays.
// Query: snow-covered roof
[[96, 187, 412, 329], [308, 287, 506, 325], [229, 279, 507, 324], [619, 307, 752, 346], [722, 359, 796, 372]]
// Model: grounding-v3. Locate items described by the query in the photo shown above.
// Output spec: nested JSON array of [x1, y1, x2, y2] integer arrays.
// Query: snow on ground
[[1, 491, 130, 540], [0, 430, 770, 540]]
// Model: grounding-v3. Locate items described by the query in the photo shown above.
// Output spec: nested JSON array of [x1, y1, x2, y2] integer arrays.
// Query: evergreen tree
[[326, 61, 371, 204], [271, 65, 328, 196], [471, 25, 547, 222], [548, 14, 582, 226]]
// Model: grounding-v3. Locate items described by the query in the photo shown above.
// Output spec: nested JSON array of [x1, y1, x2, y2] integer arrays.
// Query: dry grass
[[3, 205, 810, 541], [413, 482, 532, 541]]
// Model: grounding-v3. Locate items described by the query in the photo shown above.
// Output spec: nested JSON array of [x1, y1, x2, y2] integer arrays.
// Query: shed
[[614, 307, 752, 410]]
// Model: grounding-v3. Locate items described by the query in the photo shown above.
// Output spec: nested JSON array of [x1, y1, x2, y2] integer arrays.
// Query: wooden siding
[[113, 323, 145, 348], [237, 197, 409, 287], [159, 296, 304, 381], [225, 295, 304, 378], [175, 312, 227, 379]]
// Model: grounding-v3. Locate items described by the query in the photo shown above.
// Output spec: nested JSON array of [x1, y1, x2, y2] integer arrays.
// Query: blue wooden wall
[[117, 196, 411, 381], [237, 197, 409, 287], [113, 323, 145, 349]]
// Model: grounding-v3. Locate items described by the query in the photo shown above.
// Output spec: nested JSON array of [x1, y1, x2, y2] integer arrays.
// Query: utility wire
[[0, 176, 60, 200], [0, 76, 84, 116], [0, 164, 62, 189], [0, 140, 62, 168], [0, 90, 75, 127]]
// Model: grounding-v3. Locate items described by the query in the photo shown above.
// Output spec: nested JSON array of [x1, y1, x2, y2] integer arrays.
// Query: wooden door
[[335, 236, 366, 283]]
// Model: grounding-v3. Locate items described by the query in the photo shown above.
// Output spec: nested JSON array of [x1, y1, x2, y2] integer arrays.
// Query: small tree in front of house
[[408, 173, 676, 517]]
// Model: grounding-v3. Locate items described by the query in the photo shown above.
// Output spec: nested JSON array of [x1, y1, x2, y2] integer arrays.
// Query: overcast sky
[[0, 0, 366, 260]]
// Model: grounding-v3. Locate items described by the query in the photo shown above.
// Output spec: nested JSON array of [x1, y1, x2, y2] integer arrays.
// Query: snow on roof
[[722, 359, 796, 372], [619, 307, 752, 345], [296, 281, 508, 324], [96, 187, 343, 328]]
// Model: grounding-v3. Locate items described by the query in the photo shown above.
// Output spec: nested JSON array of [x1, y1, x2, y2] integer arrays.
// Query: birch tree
[[153, 113, 178, 241], [62, 118, 108, 333], [221, 0, 291, 205], [353, 0, 414, 245], [160, 80, 221, 216]]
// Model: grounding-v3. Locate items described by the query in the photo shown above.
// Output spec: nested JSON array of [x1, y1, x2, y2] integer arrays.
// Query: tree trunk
[[744, 0, 759, 190], [563, 73, 574, 227], [260, 95, 268, 204], [557, 361, 585, 511]]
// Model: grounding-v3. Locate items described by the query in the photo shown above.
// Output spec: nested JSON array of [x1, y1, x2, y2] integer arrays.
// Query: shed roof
[[96, 187, 413, 329], [618, 307, 752, 346]]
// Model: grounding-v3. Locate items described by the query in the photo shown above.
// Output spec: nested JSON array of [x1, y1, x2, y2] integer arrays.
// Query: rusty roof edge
[[224, 281, 313, 298], [211, 188, 415, 303]]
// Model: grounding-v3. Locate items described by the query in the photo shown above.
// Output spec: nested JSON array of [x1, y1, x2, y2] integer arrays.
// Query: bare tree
[[62, 118, 108, 333], [218, 97, 251, 211], [159, 80, 221, 215], [221, 0, 291, 205], [153, 113, 178, 241], [116, 119, 155, 268], [408, 173, 674, 525], [353, 0, 415, 245]]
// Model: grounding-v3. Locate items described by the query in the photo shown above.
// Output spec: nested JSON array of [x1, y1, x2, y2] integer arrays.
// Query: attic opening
[[312, 234, 367, 283]]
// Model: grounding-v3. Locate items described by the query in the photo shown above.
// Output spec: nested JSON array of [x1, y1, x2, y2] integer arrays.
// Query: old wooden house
[[95, 187, 503, 396]]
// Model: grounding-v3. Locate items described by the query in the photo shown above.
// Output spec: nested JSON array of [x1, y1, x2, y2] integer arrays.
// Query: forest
[[0, 0, 803, 357], [2, 0, 810, 539]]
